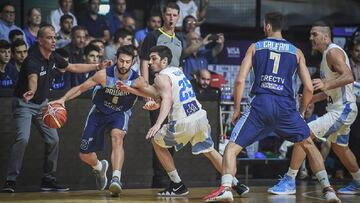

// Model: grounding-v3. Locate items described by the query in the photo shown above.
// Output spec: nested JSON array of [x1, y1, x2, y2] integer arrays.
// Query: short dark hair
[[11, 39, 27, 52], [60, 14, 74, 24], [55, 48, 69, 58], [162, 2, 180, 14], [0, 39, 11, 49], [89, 39, 105, 46], [0, 3, 14, 12], [149, 45, 172, 65], [84, 44, 100, 56], [148, 11, 162, 22], [71, 26, 86, 38], [8, 29, 23, 41], [113, 28, 133, 43], [116, 45, 135, 59], [312, 21, 332, 38], [38, 23, 55, 38], [264, 12, 284, 31]]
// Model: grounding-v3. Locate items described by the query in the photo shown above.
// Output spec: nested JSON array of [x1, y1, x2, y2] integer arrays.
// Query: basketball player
[[203, 13, 340, 202], [50, 45, 138, 196], [269, 22, 360, 196], [117, 45, 249, 197]]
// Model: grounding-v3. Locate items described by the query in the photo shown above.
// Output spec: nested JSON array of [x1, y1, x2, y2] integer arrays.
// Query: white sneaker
[[323, 187, 341, 203]]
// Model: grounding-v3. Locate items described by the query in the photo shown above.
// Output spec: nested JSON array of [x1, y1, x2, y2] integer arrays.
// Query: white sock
[[286, 168, 298, 179], [232, 177, 239, 186], [113, 170, 121, 180], [316, 170, 331, 188], [351, 169, 360, 183], [221, 174, 233, 187], [168, 170, 181, 183], [92, 160, 102, 171]]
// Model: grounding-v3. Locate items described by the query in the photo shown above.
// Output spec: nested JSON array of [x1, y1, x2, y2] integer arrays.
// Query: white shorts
[[154, 109, 214, 154], [308, 102, 358, 146]]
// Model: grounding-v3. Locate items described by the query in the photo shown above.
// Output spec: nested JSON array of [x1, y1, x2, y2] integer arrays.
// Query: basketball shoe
[[337, 181, 360, 194], [93, 160, 108, 190], [157, 181, 189, 196], [268, 174, 296, 195], [232, 183, 249, 196], [109, 176, 122, 197], [323, 186, 341, 203], [203, 185, 233, 202]]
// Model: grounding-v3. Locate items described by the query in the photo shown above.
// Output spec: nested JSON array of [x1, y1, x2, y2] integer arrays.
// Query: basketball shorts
[[154, 109, 214, 155], [308, 102, 358, 146], [80, 105, 131, 153], [230, 94, 310, 148]]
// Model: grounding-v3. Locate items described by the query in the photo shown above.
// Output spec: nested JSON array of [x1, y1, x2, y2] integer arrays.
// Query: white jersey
[[320, 43, 356, 110], [159, 66, 202, 121]]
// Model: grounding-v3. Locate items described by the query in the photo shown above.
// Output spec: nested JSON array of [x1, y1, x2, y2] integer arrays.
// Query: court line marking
[[301, 190, 325, 201]]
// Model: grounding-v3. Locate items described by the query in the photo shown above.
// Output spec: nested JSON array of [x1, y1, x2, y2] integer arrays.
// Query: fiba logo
[[226, 47, 240, 58]]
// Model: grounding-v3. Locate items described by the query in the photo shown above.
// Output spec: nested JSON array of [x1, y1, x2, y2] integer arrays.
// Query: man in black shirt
[[2, 24, 109, 193]]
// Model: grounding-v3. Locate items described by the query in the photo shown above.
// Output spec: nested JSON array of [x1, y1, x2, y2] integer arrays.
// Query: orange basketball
[[42, 103, 67, 129]]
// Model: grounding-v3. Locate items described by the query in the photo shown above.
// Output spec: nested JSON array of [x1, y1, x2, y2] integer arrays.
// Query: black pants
[[149, 109, 174, 188]]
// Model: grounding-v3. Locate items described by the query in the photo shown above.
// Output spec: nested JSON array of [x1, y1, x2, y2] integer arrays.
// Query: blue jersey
[[251, 38, 298, 99], [92, 65, 138, 114]]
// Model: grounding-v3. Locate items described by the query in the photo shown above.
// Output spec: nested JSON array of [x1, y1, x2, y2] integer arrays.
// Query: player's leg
[[79, 107, 109, 190], [109, 128, 126, 196], [332, 141, 360, 194]]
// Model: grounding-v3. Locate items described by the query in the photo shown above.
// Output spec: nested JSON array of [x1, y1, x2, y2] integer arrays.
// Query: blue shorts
[[230, 94, 310, 148], [80, 105, 131, 153]]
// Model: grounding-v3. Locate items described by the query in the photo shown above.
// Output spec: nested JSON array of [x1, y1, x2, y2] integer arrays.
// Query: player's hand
[[23, 90, 34, 103], [143, 100, 160, 110], [312, 78, 327, 91], [231, 109, 241, 125], [146, 123, 161, 139], [116, 80, 130, 92], [48, 98, 66, 108], [98, 59, 112, 70]]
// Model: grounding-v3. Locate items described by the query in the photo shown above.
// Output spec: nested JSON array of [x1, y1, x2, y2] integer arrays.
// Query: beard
[[117, 67, 130, 75]]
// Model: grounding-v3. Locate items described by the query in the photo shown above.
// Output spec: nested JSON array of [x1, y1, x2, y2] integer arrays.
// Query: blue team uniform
[[80, 66, 138, 153], [230, 38, 309, 147]]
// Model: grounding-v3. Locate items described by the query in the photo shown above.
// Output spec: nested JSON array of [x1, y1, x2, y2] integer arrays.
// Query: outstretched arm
[[232, 43, 255, 124], [117, 76, 158, 98], [146, 75, 173, 139], [297, 49, 314, 116], [50, 70, 106, 106]]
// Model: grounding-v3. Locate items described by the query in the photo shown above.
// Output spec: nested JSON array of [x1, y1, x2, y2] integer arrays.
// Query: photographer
[[182, 31, 224, 79]]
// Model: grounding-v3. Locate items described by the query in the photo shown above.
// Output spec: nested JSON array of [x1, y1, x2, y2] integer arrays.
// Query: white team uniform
[[308, 43, 358, 146], [154, 66, 214, 154]]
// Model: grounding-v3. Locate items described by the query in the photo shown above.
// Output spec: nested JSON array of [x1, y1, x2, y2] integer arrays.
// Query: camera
[[208, 34, 219, 42]]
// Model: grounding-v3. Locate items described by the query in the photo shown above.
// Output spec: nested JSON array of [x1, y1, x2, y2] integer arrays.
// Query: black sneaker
[[157, 181, 189, 197], [40, 179, 69, 192], [2, 181, 16, 193], [232, 183, 249, 196]]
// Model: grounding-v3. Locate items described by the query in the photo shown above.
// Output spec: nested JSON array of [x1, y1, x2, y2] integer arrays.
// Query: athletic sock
[[92, 160, 102, 171], [232, 177, 239, 186], [113, 170, 121, 180], [168, 170, 181, 183], [351, 169, 360, 184], [286, 168, 298, 179], [221, 174, 233, 188], [315, 170, 331, 188]]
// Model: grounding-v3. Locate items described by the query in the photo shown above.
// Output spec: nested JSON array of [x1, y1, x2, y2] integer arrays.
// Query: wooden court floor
[[0, 185, 358, 203]]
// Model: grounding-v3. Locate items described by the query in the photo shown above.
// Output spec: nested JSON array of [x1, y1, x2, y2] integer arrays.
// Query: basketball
[[42, 103, 67, 129]]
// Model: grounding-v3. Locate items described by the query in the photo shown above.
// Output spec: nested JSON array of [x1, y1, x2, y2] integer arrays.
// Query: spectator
[[82, 44, 100, 80], [23, 8, 41, 48], [78, 0, 108, 40], [175, 0, 209, 34], [103, 26, 111, 45], [191, 69, 220, 95], [2, 24, 109, 193], [0, 39, 16, 88], [182, 31, 224, 79], [52, 48, 70, 90], [62, 26, 88, 87], [55, 14, 73, 49], [135, 12, 162, 46], [0, 3, 27, 45], [89, 39, 105, 62], [9, 39, 27, 74], [8, 29, 25, 44], [139, 2, 182, 188], [48, 0, 78, 33], [123, 15, 136, 33], [104, 28, 133, 62], [106, 0, 129, 37]]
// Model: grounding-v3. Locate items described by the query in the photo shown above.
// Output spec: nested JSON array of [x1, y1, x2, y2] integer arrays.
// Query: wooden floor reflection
[[0, 186, 358, 203]]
